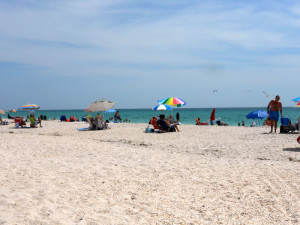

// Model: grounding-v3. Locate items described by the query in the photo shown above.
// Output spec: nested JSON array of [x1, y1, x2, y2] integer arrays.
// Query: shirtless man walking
[[267, 95, 283, 133]]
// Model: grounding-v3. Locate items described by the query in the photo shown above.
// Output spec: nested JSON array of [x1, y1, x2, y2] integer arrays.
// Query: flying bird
[[213, 90, 218, 93], [263, 91, 271, 98]]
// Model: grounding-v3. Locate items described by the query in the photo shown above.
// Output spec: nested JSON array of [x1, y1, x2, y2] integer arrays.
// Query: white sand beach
[[0, 121, 299, 224]]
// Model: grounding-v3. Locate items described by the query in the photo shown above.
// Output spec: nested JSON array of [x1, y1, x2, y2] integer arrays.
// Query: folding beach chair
[[280, 118, 296, 133], [14, 117, 26, 128], [60, 115, 67, 121]]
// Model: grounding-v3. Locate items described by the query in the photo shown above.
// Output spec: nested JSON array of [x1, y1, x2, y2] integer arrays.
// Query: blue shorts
[[269, 110, 279, 121]]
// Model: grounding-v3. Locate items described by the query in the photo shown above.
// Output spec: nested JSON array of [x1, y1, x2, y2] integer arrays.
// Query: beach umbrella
[[210, 108, 216, 121], [88, 99, 115, 112], [0, 109, 5, 115], [19, 104, 40, 110], [246, 110, 268, 119], [158, 97, 186, 107], [19, 104, 40, 116], [88, 99, 115, 121], [9, 109, 17, 112], [152, 104, 172, 111], [84, 108, 92, 112], [292, 97, 300, 102], [295, 102, 300, 107], [105, 109, 117, 113]]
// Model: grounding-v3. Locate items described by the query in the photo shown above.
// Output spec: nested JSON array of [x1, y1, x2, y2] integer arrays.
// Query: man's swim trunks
[[269, 110, 279, 121]]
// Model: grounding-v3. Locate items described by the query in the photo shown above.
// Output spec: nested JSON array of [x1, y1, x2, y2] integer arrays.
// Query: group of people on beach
[[195, 118, 228, 126], [87, 113, 109, 130], [149, 113, 180, 132]]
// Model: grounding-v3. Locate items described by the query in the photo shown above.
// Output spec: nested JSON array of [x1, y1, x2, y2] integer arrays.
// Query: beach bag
[[145, 126, 152, 133]]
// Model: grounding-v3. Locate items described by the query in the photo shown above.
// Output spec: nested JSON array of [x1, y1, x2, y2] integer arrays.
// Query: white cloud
[[1, 0, 300, 80]]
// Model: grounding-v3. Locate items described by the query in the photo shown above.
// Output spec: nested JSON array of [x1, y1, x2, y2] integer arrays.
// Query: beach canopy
[[210, 108, 216, 120], [292, 97, 300, 102], [152, 104, 172, 111], [105, 109, 117, 113], [246, 110, 268, 119], [19, 104, 40, 110], [88, 99, 115, 112], [0, 109, 5, 115], [158, 97, 186, 107]]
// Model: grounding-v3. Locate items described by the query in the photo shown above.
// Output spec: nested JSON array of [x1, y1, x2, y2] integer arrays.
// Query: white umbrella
[[152, 104, 172, 111], [88, 99, 115, 113]]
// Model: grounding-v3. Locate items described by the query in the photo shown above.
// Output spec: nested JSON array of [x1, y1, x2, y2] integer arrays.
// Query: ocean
[[3, 107, 300, 126]]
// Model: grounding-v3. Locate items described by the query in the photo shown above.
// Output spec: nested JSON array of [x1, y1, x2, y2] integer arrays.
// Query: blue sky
[[1, 0, 300, 109]]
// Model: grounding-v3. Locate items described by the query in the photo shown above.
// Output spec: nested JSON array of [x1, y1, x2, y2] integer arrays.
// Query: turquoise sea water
[[3, 107, 300, 126]]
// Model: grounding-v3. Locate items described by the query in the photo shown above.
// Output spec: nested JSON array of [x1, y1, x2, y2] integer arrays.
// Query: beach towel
[[77, 127, 90, 131]]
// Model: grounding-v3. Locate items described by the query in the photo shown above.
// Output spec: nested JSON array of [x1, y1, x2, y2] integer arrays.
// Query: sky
[[0, 0, 300, 109]]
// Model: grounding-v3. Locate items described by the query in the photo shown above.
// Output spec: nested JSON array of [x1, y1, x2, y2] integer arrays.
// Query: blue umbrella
[[105, 109, 117, 113], [152, 104, 172, 111], [246, 110, 268, 119], [292, 97, 300, 102]]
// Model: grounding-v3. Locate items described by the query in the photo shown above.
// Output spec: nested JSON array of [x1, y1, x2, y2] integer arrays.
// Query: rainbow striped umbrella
[[292, 97, 300, 102], [295, 102, 300, 107], [19, 104, 40, 110], [158, 97, 186, 107]]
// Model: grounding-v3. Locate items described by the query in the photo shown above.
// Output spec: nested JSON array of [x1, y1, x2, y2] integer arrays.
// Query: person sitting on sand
[[95, 113, 102, 120], [167, 115, 176, 124], [195, 118, 200, 125], [222, 121, 229, 126], [37, 116, 42, 127], [95, 114, 106, 129], [89, 117, 96, 129], [157, 114, 180, 132], [150, 117, 160, 130], [29, 114, 40, 128]]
